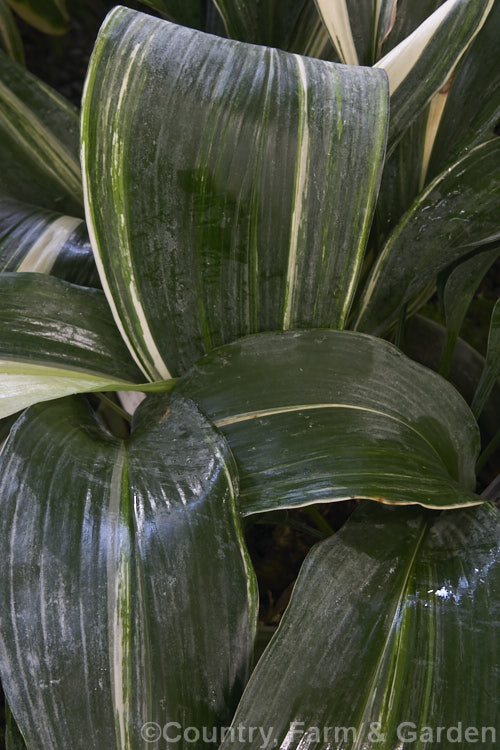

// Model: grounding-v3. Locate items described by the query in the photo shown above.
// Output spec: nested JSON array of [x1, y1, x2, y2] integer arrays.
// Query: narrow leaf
[[313, 0, 358, 64], [429, 0, 500, 176], [0, 198, 99, 286], [438, 245, 500, 377], [375, 0, 494, 152], [0, 272, 163, 419], [219, 501, 500, 750], [82, 6, 388, 380], [175, 330, 481, 512], [355, 139, 500, 335], [7, 0, 68, 35], [0, 50, 82, 215], [0, 0, 24, 64], [472, 298, 500, 419], [0, 393, 256, 749]]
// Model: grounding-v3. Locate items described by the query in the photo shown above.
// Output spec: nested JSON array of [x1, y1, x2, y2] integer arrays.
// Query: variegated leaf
[[374, 0, 494, 152], [0, 198, 99, 286], [219, 501, 500, 750], [0, 49, 82, 215], [354, 139, 500, 335], [0, 393, 256, 750], [175, 329, 481, 512], [81, 6, 388, 381], [0, 272, 167, 419]]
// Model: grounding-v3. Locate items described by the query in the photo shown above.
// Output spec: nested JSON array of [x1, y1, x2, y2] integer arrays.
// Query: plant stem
[[305, 506, 334, 536]]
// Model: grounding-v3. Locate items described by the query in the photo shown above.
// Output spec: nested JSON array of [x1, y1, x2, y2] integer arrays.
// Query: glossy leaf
[[380, 0, 444, 54], [0, 272, 165, 419], [438, 245, 500, 377], [7, 0, 68, 35], [374, 0, 494, 152], [472, 299, 500, 419], [429, 0, 500, 174], [82, 6, 388, 381], [0, 50, 82, 215], [0, 393, 257, 749], [175, 330, 481, 512], [0, 198, 99, 286], [355, 138, 500, 335], [0, 0, 24, 64], [219, 500, 500, 750]]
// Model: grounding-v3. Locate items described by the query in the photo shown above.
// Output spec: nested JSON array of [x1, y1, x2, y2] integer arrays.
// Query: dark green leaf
[[374, 0, 494, 153], [438, 245, 500, 377], [0, 0, 24, 64], [429, 0, 500, 175], [472, 298, 500, 419], [175, 330, 481, 512], [0, 198, 99, 286], [0, 393, 256, 749], [81, 6, 388, 380], [7, 0, 68, 35], [355, 139, 500, 335], [0, 272, 160, 418], [0, 50, 82, 215], [219, 500, 500, 750]]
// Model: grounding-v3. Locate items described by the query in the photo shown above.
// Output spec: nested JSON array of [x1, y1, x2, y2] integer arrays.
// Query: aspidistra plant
[[0, 2, 499, 749]]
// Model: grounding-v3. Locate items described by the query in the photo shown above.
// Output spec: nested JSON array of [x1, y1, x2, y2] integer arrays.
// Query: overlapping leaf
[[355, 138, 500, 334], [0, 273, 165, 418], [81, 6, 388, 381], [373, 0, 493, 152], [219, 500, 500, 750], [175, 330, 481, 512], [0, 50, 82, 215], [0, 198, 99, 286], [0, 394, 257, 749]]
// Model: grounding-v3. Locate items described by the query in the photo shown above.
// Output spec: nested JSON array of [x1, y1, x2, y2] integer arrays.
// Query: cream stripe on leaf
[[375, 0, 494, 152], [355, 139, 500, 335], [81, 7, 388, 380], [175, 330, 482, 513], [313, 0, 358, 64], [0, 273, 173, 419], [0, 198, 100, 285], [217, 501, 500, 750], [0, 393, 257, 749], [0, 50, 82, 216]]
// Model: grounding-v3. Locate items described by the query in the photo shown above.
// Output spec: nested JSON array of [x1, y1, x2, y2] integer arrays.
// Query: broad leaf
[[438, 245, 500, 377], [0, 393, 256, 749], [0, 0, 24, 64], [380, 0, 444, 54], [219, 500, 500, 750], [472, 298, 500, 419], [374, 0, 494, 152], [82, 6, 388, 381], [0, 50, 82, 215], [354, 138, 500, 335], [7, 0, 68, 35], [175, 330, 481, 512], [0, 198, 99, 286], [429, 0, 500, 174], [0, 273, 165, 418]]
